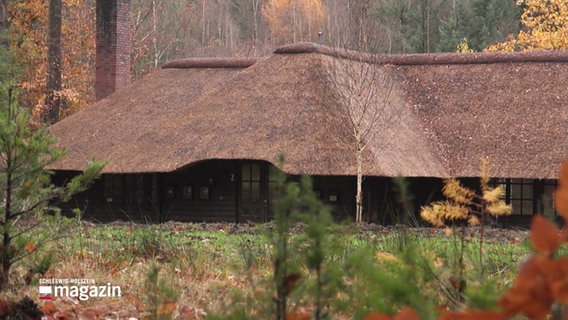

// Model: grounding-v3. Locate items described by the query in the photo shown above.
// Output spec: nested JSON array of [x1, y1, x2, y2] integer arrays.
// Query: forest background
[[2, 0, 567, 124]]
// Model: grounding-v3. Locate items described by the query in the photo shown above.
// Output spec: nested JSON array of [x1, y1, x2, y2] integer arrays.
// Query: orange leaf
[[499, 256, 554, 319], [551, 280, 568, 304], [286, 312, 312, 320], [78, 310, 98, 320], [547, 257, 568, 303], [53, 311, 73, 320], [284, 273, 301, 294], [41, 301, 58, 316], [0, 299, 8, 317], [530, 215, 560, 255], [555, 161, 568, 221], [554, 187, 568, 222], [364, 311, 393, 320], [558, 161, 568, 187], [25, 242, 36, 253], [364, 308, 420, 320], [105, 260, 117, 269], [394, 307, 420, 320], [156, 301, 176, 316], [439, 310, 505, 320]]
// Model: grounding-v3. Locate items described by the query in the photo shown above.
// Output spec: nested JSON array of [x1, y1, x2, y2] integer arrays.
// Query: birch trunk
[[355, 144, 363, 223]]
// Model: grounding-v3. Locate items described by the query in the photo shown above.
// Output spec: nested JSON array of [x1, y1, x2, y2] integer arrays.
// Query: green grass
[[4, 222, 531, 319]]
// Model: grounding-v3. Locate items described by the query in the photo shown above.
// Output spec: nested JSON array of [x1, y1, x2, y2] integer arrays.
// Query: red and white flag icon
[[39, 286, 53, 300]]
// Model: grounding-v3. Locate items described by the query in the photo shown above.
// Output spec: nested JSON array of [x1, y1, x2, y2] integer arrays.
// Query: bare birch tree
[[324, 0, 397, 223], [326, 53, 396, 223]]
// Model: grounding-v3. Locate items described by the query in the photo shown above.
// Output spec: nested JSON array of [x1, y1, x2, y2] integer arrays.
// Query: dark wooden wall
[[52, 161, 556, 227]]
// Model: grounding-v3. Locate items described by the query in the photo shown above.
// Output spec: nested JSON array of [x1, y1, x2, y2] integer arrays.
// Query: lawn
[[3, 221, 531, 319]]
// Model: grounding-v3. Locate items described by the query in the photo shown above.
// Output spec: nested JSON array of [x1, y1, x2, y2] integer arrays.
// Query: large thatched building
[[49, 43, 568, 226]]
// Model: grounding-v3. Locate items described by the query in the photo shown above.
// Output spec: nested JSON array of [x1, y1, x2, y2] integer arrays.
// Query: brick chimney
[[96, 0, 131, 101]]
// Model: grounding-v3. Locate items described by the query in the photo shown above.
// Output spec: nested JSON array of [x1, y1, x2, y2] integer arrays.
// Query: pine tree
[[0, 44, 104, 290]]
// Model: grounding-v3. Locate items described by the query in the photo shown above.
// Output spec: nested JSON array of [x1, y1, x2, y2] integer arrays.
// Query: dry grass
[[2, 222, 530, 319], [5, 222, 271, 319]]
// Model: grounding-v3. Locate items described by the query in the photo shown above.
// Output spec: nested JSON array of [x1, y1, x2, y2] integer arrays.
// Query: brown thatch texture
[[49, 44, 568, 179], [397, 62, 568, 179], [49, 64, 249, 172], [104, 53, 447, 177]]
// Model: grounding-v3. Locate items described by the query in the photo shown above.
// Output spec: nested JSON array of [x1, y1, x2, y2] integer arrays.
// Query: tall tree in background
[[375, 0, 448, 53], [438, 1, 468, 52], [466, 0, 520, 50], [347, 0, 382, 52], [438, 0, 520, 52], [0, 0, 8, 49], [375, 0, 520, 53], [2, 0, 541, 119], [9, 0, 95, 124], [230, 0, 263, 43], [45, 0, 62, 124], [487, 0, 568, 51], [263, 0, 326, 45]]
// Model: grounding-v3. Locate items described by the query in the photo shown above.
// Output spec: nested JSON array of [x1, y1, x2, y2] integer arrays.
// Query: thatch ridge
[[275, 42, 568, 65], [163, 57, 262, 69], [49, 45, 568, 179]]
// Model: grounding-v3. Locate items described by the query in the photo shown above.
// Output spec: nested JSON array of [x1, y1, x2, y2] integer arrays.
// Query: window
[[241, 162, 261, 202], [542, 179, 558, 215], [491, 178, 535, 215], [104, 174, 124, 204], [199, 186, 210, 200], [182, 186, 192, 200], [510, 179, 534, 215]]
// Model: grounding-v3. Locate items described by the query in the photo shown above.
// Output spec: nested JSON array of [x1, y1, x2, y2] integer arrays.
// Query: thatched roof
[[49, 58, 260, 172], [49, 43, 568, 179]]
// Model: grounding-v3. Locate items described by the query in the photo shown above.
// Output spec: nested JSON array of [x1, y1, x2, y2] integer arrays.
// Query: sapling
[[0, 71, 104, 289]]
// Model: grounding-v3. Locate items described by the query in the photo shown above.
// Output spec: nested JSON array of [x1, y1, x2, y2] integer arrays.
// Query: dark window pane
[[252, 164, 260, 181], [251, 182, 260, 201], [200, 186, 209, 200], [242, 182, 251, 201], [511, 184, 522, 200], [512, 200, 522, 214], [522, 183, 533, 198], [242, 164, 251, 181], [522, 200, 533, 216]]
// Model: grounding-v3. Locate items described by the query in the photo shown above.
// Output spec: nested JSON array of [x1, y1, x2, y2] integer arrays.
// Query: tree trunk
[[152, 0, 158, 68], [1, 91, 13, 291], [355, 146, 363, 223], [0, 0, 8, 50], [45, 0, 63, 124], [0, 230, 10, 291], [1, 167, 11, 291], [252, 0, 258, 41]]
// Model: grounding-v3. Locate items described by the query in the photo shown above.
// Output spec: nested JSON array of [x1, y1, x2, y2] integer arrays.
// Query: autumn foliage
[[374, 161, 568, 320], [9, 0, 95, 125], [263, 0, 326, 45], [487, 0, 568, 51], [420, 161, 512, 228]]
